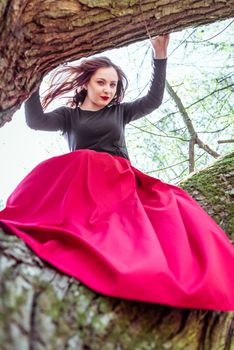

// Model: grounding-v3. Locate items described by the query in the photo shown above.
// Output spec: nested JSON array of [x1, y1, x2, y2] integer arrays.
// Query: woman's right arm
[[25, 88, 69, 132]]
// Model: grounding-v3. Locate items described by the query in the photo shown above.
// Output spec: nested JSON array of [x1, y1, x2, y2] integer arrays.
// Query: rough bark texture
[[1, 0, 234, 126], [0, 152, 233, 350]]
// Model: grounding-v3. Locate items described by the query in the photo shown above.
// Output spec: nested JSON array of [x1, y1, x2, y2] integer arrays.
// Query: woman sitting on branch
[[1, 34, 234, 311]]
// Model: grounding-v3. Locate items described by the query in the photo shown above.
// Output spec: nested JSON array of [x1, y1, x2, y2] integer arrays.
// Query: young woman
[[1, 35, 234, 311]]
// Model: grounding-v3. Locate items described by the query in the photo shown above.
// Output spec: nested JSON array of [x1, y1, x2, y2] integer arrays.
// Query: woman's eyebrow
[[96, 77, 118, 83]]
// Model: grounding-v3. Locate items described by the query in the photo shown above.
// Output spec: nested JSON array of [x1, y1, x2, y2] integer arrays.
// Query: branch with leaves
[[166, 81, 220, 173]]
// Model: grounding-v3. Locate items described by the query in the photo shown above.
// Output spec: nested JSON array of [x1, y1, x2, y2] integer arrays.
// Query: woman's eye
[[111, 84, 117, 88], [97, 81, 104, 85]]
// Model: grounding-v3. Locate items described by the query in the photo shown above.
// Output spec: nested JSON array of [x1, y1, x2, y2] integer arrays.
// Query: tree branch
[[166, 81, 220, 169], [185, 83, 234, 110]]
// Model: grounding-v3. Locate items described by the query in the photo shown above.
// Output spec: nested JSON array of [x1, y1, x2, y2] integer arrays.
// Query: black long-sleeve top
[[25, 58, 167, 160]]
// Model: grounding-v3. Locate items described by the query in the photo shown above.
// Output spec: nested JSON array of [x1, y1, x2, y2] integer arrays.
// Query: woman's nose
[[103, 87, 110, 94]]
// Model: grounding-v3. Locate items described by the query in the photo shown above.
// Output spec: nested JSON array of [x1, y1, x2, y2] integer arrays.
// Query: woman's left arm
[[123, 34, 170, 124]]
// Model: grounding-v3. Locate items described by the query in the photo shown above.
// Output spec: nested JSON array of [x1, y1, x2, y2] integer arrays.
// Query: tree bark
[[0, 152, 233, 350], [1, 0, 234, 126]]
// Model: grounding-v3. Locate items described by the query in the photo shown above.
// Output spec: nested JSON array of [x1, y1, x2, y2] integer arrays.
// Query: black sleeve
[[123, 58, 167, 124], [24, 88, 70, 132]]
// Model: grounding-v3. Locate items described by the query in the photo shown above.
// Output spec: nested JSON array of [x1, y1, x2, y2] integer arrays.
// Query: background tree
[[125, 21, 233, 181]]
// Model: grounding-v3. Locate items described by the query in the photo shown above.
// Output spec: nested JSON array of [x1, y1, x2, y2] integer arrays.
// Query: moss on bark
[[180, 152, 234, 239]]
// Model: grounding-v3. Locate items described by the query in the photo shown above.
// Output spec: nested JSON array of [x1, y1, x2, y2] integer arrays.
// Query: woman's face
[[83, 66, 118, 111]]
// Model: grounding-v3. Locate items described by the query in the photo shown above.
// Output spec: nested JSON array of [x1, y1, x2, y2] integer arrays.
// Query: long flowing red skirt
[[1, 150, 234, 310]]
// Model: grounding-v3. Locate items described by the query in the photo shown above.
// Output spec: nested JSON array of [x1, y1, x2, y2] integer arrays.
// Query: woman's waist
[[73, 145, 129, 160]]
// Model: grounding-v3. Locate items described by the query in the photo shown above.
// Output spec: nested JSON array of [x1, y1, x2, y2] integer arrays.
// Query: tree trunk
[[1, 0, 234, 126], [0, 152, 233, 350]]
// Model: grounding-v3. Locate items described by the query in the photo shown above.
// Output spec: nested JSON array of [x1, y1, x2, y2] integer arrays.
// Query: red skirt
[[1, 150, 234, 310]]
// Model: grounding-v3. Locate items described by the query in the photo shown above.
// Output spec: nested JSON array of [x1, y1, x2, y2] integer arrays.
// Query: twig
[[130, 123, 188, 141], [188, 19, 234, 43], [139, 0, 152, 40], [146, 159, 189, 173], [218, 140, 234, 144], [185, 84, 234, 110]]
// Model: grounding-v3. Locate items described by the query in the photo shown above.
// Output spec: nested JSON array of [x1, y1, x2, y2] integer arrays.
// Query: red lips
[[101, 96, 109, 101]]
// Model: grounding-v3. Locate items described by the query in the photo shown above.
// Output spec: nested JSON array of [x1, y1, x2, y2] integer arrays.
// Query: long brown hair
[[41, 56, 128, 110]]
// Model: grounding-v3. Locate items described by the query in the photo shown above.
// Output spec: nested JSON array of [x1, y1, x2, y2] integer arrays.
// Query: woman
[[1, 35, 234, 311]]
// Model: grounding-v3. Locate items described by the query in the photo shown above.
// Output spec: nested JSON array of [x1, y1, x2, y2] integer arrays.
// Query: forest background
[[0, 18, 233, 208]]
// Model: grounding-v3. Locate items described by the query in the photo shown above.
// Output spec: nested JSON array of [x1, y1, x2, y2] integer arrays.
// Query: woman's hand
[[151, 34, 170, 59]]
